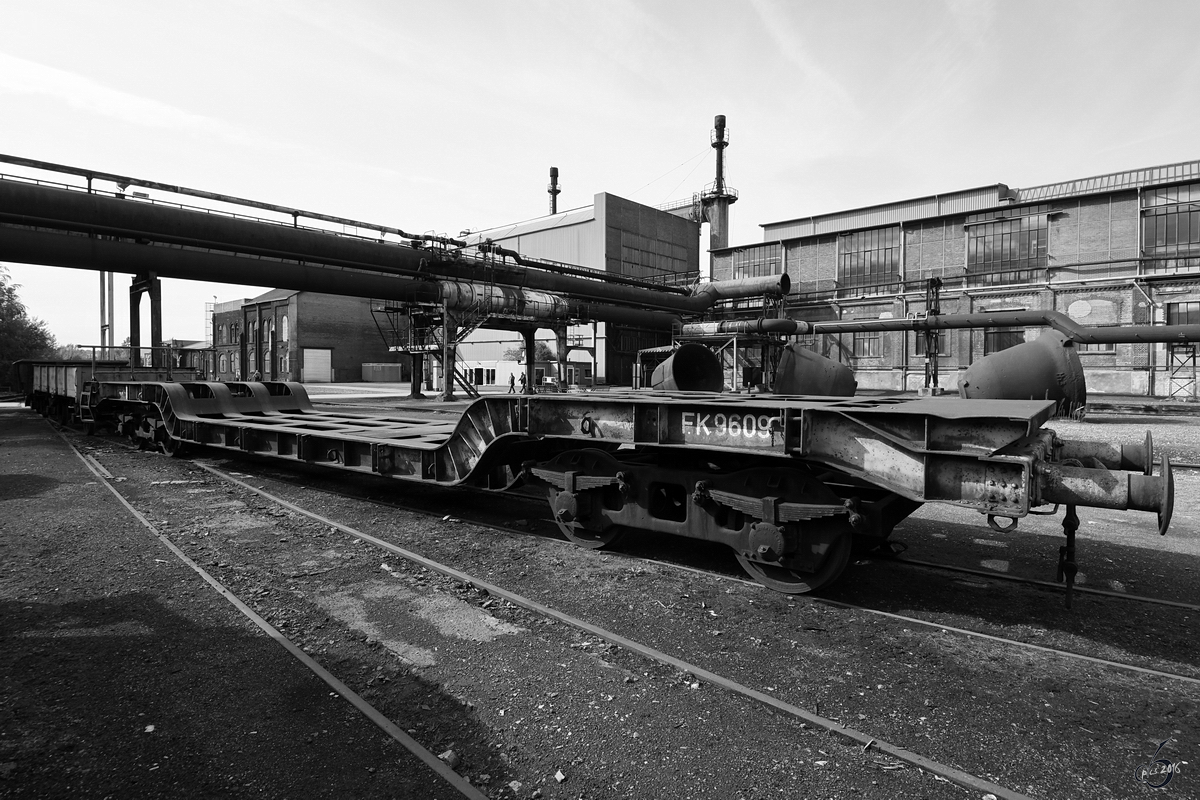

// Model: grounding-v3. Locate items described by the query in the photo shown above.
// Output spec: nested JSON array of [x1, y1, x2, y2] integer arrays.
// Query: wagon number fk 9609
[[678, 410, 780, 444]]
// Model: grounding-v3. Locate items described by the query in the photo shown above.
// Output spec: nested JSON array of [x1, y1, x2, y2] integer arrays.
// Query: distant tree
[[55, 343, 90, 360], [113, 336, 131, 363], [503, 340, 556, 363], [0, 273, 57, 387]]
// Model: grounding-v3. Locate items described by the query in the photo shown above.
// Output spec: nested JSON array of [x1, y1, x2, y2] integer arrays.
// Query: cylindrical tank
[[772, 345, 857, 396], [958, 330, 1086, 413], [650, 344, 724, 392]]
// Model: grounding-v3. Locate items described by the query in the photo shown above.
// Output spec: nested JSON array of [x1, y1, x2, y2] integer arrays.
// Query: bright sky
[[3, 0, 1199, 346]]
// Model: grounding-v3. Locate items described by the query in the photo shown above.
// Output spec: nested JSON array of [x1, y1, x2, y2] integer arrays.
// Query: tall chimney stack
[[548, 166, 561, 214], [701, 115, 738, 252]]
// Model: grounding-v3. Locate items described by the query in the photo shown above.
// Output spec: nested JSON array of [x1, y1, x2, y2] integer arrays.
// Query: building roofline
[[754, 159, 1200, 244], [464, 201, 596, 243], [758, 184, 1011, 231], [1015, 158, 1200, 202]]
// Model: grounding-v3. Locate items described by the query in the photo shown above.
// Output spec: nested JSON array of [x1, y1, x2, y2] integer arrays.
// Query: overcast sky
[[3, 0, 1199, 346]]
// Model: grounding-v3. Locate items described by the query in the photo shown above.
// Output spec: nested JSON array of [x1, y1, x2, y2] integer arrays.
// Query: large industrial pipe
[[0, 223, 440, 303], [0, 224, 685, 329], [692, 273, 790, 304], [0, 180, 789, 316], [679, 317, 807, 336]]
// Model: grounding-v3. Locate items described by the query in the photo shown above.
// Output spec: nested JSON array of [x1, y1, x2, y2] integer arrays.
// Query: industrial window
[[914, 330, 949, 356], [1143, 183, 1200, 273], [219, 353, 228, 373], [984, 328, 1025, 354], [279, 352, 288, 373], [280, 315, 289, 341], [732, 244, 782, 280], [232, 353, 240, 377], [965, 206, 1049, 286], [852, 330, 880, 358], [1167, 301, 1200, 326], [838, 227, 900, 293], [217, 325, 226, 345], [248, 349, 257, 376]]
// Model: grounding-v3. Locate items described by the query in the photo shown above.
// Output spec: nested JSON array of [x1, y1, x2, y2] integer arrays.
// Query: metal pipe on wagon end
[[1039, 456, 1173, 535]]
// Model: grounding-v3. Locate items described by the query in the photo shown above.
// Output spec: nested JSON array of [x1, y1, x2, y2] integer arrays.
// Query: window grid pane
[[852, 330, 880, 358], [732, 243, 782, 280], [838, 227, 900, 293], [1143, 182, 1200, 273], [984, 328, 1024, 355], [966, 206, 1049, 286], [915, 331, 949, 356]]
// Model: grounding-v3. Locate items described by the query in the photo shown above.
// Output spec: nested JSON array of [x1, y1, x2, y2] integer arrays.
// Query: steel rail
[[192, 462, 1038, 800], [52, 427, 489, 800], [890, 555, 1200, 613]]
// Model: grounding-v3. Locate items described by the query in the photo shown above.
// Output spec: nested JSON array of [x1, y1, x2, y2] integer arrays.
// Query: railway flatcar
[[57, 374, 1172, 598]]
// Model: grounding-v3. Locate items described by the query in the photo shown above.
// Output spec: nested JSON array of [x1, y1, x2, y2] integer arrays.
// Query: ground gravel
[[2, 402, 1197, 799]]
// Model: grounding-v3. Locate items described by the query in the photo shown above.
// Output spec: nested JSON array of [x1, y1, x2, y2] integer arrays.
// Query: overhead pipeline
[[806, 309, 1200, 344], [679, 317, 809, 336], [0, 179, 789, 317]]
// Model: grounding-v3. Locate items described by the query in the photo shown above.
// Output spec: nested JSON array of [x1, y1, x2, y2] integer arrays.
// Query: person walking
[[508, 373, 516, 393], [518, 372, 527, 393]]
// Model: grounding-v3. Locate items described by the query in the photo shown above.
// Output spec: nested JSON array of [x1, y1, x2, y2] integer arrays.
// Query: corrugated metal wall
[[506, 222, 603, 269], [760, 185, 1010, 241]]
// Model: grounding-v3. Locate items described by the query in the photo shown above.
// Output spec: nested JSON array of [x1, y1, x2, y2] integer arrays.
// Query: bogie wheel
[[122, 417, 143, 448], [159, 433, 186, 458], [735, 532, 853, 594], [545, 486, 627, 550]]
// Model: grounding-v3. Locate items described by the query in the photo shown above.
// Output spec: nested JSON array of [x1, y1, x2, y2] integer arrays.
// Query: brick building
[[712, 160, 1200, 397], [212, 290, 399, 383]]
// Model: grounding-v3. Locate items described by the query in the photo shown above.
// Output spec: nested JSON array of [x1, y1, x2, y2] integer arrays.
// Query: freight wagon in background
[[14, 358, 198, 427]]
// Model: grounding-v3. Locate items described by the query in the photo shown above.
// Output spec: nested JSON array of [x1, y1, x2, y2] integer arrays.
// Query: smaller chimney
[[548, 166, 561, 214]]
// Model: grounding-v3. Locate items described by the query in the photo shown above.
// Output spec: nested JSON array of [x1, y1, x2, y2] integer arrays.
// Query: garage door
[[302, 348, 332, 383]]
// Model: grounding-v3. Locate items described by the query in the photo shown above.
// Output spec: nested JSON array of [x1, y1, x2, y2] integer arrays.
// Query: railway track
[[49, 423, 1200, 797], [185, 448, 1200, 688], [58, 430, 1023, 799], [59, 429, 490, 800], [128, 426, 1189, 614], [68, 420, 1200, 672]]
